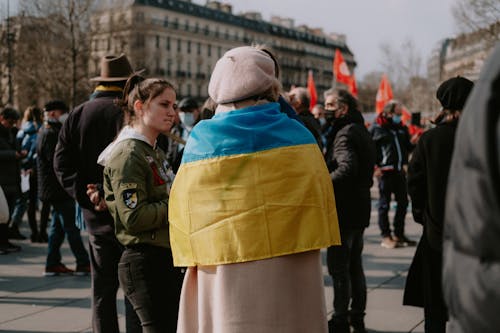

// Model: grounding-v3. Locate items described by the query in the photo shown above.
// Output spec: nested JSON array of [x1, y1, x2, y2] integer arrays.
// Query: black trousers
[[377, 171, 409, 237], [88, 233, 141, 333], [119, 244, 184, 333], [327, 228, 367, 326]]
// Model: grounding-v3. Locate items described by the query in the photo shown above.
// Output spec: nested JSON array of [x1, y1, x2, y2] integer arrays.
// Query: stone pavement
[[0, 204, 424, 332]]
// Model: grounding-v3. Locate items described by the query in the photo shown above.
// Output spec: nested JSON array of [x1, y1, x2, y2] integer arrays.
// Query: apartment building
[[90, 0, 356, 100]]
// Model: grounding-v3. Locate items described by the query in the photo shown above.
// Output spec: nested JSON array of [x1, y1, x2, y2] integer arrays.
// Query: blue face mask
[[392, 115, 402, 124]]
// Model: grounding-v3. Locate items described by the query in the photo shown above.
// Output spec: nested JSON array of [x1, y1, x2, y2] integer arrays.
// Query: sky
[[194, 0, 458, 79]]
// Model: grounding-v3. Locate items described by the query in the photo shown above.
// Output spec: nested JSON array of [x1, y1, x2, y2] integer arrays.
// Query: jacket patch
[[123, 189, 138, 209]]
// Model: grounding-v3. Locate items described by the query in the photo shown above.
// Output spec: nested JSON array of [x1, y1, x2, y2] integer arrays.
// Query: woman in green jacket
[[98, 75, 183, 333]]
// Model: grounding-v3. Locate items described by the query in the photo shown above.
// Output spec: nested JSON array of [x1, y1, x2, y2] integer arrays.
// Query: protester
[[323, 88, 375, 333], [10, 106, 43, 242], [288, 86, 324, 148], [53, 54, 141, 333], [371, 100, 415, 248], [0, 107, 24, 254], [97, 75, 184, 332], [167, 96, 200, 173], [404, 76, 474, 333], [442, 43, 500, 333], [37, 100, 91, 276], [169, 45, 341, 332]]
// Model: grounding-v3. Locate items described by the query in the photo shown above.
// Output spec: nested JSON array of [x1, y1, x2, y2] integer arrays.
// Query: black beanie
[[44, 100, 69, 113], [436, 76, 474, 111]]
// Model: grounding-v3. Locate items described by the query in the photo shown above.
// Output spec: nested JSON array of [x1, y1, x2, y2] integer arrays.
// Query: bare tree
[[452, 0, 500, 34], [379, 38, 422, 90], [17, 0, 95, 108]]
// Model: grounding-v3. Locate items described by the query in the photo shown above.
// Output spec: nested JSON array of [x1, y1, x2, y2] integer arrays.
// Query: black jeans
[[377, 171, 409, 237], [88, 233, 140, 333], [327, 228, 367, 327], [119, 244, 184, 333]]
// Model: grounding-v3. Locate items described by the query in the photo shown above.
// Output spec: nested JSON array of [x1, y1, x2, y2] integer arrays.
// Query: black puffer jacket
[[443, 43, 500, 333], [324, 110, 376, 229], [371, 118, 413, 172], [37, 119, 71, 202]]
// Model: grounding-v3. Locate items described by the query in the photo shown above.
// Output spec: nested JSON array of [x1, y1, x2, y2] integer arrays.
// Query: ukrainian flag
[[169, 102, 340, 267]]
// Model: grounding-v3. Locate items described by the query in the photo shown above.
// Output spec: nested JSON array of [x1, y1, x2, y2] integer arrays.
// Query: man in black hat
[[404, 76, 474, 332], [54, 54, 141, 333]]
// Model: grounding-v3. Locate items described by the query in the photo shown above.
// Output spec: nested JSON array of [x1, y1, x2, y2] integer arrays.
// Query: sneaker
[[380, 236, 398, 249], [394, 235, 417, 247], [74, 264, 91, 276], [44, 264, 74, 277]]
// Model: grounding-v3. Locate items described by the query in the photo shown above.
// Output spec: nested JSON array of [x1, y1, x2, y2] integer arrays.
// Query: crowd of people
[[0, 41, 499, 333]]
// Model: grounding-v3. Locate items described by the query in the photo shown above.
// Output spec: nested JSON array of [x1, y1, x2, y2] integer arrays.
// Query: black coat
[[407, 120, 458, 251], [442, 42, 500, 332], [54, 91, 123, 235], [324, 111, 375, 230], [298, 111, 323, 151], [36, 119, 71, 202], [0, 124, 21, 198], [403, 121, 457, 315]]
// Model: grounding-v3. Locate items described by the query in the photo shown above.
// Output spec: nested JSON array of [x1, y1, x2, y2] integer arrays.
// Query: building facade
[[427, 21, 500, 84], [90, 0, 356, 100]]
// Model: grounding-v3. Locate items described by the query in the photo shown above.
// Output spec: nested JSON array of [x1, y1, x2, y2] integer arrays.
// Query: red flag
[[307, 70, 317, 112], [401, 105, 412, 125], [348, 75, 358, 97], [333, 49, 352, 85], [375, 74, 393, 114]]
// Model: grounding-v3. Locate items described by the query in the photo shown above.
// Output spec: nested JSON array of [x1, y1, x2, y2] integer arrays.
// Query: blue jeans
[[327, 228, 367, 327], [377, 171, 409, 237], [46, 199, 89, 267]]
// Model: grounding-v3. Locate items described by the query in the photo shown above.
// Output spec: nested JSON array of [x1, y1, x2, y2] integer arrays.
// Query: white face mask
[[179, 112, 195, 127], [58, 113, 69, 124]]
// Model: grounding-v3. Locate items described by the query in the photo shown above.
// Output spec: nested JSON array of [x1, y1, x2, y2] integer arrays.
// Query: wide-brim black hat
[[90, 54, 144, 82]]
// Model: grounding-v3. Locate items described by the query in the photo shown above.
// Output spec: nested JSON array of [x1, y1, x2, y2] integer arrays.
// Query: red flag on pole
[[401, 105, 412, 125], [348, 75, 358, 97], [333, 49, 352, 86], [375, 74, 393, 114], [307, 70, 317, 112]]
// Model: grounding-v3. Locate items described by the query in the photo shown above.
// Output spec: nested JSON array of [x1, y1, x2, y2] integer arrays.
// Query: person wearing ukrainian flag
[[169, 45, 341, 333]]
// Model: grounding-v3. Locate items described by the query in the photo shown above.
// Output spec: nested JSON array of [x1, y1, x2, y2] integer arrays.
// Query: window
[[156, 35, 160, 48], [207, 44, 211, 57], [187, 41, 191, 53], [177, 39, 181, 52], [197, 42, 201, 55], [166, 36, 170, 50]]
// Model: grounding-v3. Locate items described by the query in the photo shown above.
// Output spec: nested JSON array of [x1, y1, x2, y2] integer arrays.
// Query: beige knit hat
[[208, 46, 277, 104]]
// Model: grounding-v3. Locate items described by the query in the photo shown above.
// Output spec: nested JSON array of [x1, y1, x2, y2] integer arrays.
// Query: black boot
[[8, 225, 27, 240], [0, 224, 21, 253]]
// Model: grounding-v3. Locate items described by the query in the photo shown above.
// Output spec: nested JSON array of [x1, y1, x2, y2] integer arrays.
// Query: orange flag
[[401, 105, 412, 125], [307, 70, 317, 112], [348, 75, 358, 97], [333, 49, 352, 86], [375, 74, 393, 114]]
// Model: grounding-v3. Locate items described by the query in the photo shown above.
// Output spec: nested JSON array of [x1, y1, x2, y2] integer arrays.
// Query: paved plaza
[[0, 202, 424, 332]]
